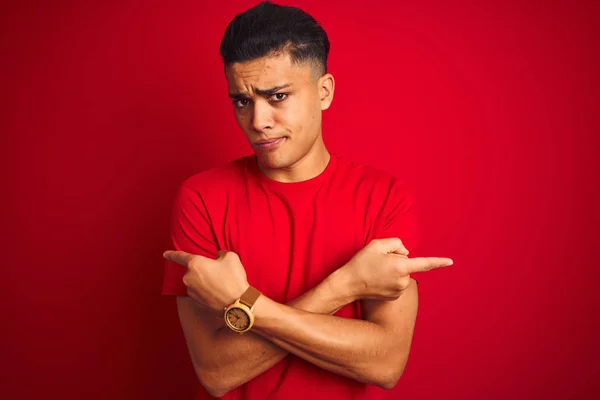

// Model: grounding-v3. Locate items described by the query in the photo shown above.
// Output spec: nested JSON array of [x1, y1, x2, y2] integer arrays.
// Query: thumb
[[376, 237, 409, 256]]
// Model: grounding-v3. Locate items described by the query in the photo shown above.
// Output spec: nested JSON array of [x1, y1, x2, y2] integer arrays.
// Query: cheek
[[235, 112, 244, 125], [235, 112, 250, 131], [280, 98, 315, 132], [292, 103, 320, 138], [234, 114, 254, 143]]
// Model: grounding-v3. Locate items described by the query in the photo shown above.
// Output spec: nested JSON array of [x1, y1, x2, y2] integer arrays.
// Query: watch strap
[[239, 286, 261, 308]]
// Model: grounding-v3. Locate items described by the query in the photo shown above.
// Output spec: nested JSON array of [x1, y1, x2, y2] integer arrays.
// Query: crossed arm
[[177, 267, 419, 397], [168, 184, 452, 397]]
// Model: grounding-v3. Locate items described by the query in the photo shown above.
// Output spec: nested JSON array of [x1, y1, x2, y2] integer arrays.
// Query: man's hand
[[163, 250, 249, 315], [340, 238, 453, 301]]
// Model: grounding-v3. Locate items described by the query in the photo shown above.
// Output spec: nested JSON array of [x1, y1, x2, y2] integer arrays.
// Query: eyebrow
[[228, 84, 291, 99]]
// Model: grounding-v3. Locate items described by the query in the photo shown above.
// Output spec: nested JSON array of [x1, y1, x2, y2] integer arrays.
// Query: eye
[[270, 93, 288, 102], [233, 99, 250, 109]]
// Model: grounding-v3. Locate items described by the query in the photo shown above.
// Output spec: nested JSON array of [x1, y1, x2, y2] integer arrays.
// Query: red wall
[[2, 1, 598, 399]]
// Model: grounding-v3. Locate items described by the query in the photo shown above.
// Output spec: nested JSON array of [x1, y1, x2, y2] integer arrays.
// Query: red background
[[1, 1, 599, 399]]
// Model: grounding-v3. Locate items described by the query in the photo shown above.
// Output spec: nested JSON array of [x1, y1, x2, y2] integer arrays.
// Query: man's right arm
[[177, 269, 354, 398]]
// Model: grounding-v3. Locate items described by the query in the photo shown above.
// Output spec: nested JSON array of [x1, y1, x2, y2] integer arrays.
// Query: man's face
[[225, 53, 333, 172]]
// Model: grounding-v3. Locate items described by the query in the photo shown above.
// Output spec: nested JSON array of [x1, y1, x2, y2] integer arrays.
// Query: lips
[[255, 137, 283, 145], [253, 137, 286, 150]]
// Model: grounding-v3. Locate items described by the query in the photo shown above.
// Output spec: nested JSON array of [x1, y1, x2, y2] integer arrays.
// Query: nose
[[251, 99, 274, 132]]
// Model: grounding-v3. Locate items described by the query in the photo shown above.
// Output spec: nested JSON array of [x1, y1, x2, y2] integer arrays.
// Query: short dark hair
[[220, 1, 330, 76]]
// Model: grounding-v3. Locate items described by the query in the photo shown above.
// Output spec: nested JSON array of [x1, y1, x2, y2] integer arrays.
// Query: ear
[[319, 73, 335, 110]]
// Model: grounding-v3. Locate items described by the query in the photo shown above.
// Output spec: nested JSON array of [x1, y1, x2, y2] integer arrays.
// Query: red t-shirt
[[162, 153, 420, 400]]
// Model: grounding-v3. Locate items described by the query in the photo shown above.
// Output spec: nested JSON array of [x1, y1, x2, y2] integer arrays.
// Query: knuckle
[[395, 262, 408, 277], [182, 273, 191, 287], [399, 267, 409, 277], [187, 257, 198, 268], [399, 276, 410, 289]]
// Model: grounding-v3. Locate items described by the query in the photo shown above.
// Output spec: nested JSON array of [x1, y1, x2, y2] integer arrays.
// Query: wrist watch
[[223, 286, 261, 334]]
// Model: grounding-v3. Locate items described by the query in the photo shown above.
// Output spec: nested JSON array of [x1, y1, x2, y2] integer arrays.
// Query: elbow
[[370, 358, 408, 390], [204, 385, 228, 398], [195, 368, 231, 398], [372, 372, 401, 391], [207, 389, 229, 398], [374, 371, 403, 390], [376, 375, 401, 391]]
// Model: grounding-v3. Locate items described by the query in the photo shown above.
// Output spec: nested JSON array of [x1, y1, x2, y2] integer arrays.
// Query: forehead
[[225, 53, 312, 92]]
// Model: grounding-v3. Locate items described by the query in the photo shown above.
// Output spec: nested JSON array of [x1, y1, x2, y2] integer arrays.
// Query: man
[[162, 2, 452, 399]]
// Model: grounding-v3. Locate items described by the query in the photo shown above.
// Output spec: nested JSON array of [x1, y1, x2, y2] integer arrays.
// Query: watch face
[[226, 307, 250, 331]]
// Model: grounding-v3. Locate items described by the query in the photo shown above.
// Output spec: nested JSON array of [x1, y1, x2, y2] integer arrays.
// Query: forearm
[[201, 272, 354, 396], [252, 295, 409, 389]]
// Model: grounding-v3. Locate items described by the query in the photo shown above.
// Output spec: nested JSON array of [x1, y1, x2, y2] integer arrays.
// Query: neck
[[258, 141, 331, 183]]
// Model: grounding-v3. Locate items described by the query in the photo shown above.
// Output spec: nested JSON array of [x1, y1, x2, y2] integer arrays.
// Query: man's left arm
[[250, 180, 426, 388]]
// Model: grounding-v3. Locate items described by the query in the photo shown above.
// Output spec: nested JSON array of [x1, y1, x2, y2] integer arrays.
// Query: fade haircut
[[220, 1, 330, 78]]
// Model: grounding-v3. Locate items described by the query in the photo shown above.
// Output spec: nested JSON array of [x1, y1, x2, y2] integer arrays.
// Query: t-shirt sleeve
[[372, 179, 422, 284], [161, 183, 220, 296]]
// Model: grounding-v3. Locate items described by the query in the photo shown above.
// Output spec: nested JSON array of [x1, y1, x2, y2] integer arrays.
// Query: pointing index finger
[[163, 250, 195, 267], [405, 257, 453, 274]]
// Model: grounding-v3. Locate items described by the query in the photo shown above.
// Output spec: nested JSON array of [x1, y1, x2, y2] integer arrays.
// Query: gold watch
[[223, 286, 261, 334]]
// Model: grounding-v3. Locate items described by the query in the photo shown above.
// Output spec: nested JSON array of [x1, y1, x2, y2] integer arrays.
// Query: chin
[[256, 152, 293, 170]]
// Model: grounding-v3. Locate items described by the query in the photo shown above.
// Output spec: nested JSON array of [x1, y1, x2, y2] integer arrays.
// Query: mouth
[[252, 137, 286, 151]]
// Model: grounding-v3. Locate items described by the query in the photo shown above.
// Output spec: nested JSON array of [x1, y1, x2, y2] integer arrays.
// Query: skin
[[226, 52, 333, 182], [165, 52, 454, 397]]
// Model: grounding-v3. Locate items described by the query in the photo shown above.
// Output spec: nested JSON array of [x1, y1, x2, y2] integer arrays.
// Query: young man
[[162, 2, 452, 399]]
